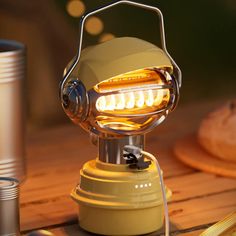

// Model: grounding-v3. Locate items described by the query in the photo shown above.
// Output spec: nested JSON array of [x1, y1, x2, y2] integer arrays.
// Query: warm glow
[[126, 92, 135, 109], [97, 96, 106, 111], [145, 90, 154, 106], [85, 16, 104, 35], [106, 95, 116, 111], [96, 89, 169, 112], [153, 89, 164, 106], [99, 33, 115, 43], [66, 0, 85, 18], [135, 91, 144, 108], [95, 68, 171, 115], [36, 230, 54, 236], [116, 93, 125, 109], [94, 68, 167, 93]]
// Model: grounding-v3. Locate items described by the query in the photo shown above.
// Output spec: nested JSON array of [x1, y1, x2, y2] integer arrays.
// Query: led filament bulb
[[96, 89, 170, 112], [94, 68, 172, 115], [89, 68, 175, 133], [136, 91, 144, 108]]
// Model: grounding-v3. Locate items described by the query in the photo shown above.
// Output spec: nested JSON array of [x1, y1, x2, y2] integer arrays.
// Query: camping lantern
[[60, 1, 181, 235]]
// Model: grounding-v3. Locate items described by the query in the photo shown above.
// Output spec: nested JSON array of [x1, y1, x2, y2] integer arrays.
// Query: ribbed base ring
[[0, 159, 26, 183]]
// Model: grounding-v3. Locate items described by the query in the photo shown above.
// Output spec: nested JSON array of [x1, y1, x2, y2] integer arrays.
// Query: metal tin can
[[0, 177, 20, 236], [0, 40, 26, 182]]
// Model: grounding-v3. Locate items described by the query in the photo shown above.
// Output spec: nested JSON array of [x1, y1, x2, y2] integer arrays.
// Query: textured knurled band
[[0, 177, 20, 235]]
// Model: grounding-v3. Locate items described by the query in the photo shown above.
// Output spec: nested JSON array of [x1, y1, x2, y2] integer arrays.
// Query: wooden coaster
[[174, 134, 236, 178]]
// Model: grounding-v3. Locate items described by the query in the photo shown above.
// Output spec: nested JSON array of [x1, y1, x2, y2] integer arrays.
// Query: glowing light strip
[[96, 89, 165, 112]]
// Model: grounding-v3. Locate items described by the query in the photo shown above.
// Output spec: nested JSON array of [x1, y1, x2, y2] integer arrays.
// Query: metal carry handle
[[61, 0, 182, 99]]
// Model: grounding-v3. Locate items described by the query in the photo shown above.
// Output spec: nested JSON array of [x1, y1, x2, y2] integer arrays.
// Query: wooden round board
[[174, 134, 236, 178]]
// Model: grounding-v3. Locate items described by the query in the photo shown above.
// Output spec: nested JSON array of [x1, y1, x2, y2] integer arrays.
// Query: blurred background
[[0, 0, 235, 129]]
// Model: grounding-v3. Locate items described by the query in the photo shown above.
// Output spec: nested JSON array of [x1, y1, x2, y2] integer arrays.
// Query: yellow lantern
[[60, 1, 181, 235]]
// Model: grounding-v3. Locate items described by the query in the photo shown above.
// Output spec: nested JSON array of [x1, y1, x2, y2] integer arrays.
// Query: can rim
[[0, 39, 25, 56], [0, 177, 19, 189]]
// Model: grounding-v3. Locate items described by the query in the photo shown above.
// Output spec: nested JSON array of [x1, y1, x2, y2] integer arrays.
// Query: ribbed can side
[[0, 40, 25, 81], [0, 39, 26, 183], [0, 177, 19, 200]]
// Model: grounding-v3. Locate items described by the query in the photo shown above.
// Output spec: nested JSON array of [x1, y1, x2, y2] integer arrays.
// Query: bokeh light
[[85, 16, 104, 35], [99, 33, 115, 43], [66, 0, 85, 18]]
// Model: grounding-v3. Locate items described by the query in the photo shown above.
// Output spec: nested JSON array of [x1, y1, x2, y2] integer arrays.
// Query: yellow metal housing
[[71, 159, 171, 235], [66, 37, 173, 90]]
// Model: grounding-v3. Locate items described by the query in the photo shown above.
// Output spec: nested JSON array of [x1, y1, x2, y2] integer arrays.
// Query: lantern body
[[60, 2, 181, 234], [62, 37, 178, 138]]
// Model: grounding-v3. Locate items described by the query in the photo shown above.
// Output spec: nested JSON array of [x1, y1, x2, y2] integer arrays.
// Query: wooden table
[[21, 100, 236, 235]]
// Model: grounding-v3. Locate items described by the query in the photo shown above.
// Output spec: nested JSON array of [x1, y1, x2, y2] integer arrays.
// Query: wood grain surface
[[174, 135, 236, 178], [21, 100, 236, 235]]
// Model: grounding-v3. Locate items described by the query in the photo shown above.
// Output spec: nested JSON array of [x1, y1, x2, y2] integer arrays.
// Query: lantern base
[[71, 159, 171, 235]]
